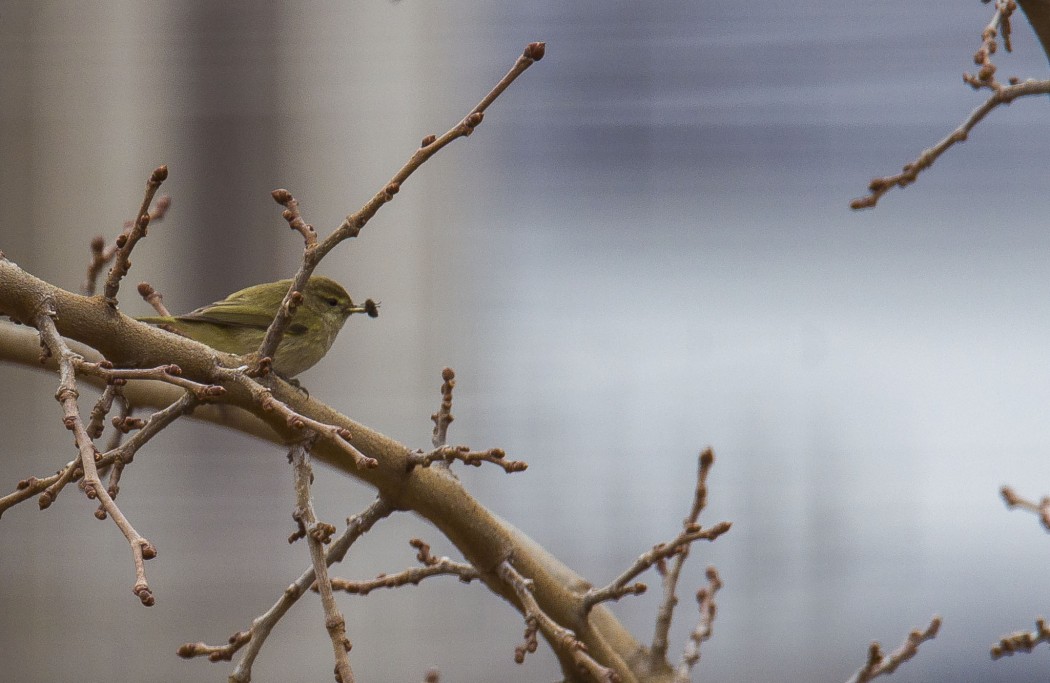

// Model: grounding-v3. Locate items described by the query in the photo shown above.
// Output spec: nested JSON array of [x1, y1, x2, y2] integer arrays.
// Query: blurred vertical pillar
[[168, 2, 285, 297]]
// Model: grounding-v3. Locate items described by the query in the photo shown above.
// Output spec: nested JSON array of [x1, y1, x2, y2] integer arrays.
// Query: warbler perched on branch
[[138, 276, 378, 377]]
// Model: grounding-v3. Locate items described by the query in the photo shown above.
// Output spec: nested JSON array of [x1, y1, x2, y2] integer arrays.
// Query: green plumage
[[138, 277, 368, 376]]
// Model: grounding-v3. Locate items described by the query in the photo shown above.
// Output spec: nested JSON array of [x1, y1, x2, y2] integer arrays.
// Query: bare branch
[[82, 194, 170, 296], [406, 445, 528, 474], [82, 236, 117, 297], [992, 617, 1050, 659], [498, 559, 618, 682], [851, 0, 1050, 209], [851, 78, 1050, 209], [328, 538, 480, 595], [584, 519, 730, 614], [651, 448, 717, 661], [75, 359, 226, 401], [102, 165, 168, 304], [271, 189, 318, 248], [1000, 485, 1050, 531], [408, 368, 528, 473], [432, 367, 456, 449], [673, 566, 723, 682], [178, 497, 395, 680], [289, 439, 354, 683], [213, 366, 377, 470], [966, 0, 1018, 90], [255, 42, 545, 367], [845, 616, 941, 683], [33, 303, 157, 605], [136, 281, 172, 316]]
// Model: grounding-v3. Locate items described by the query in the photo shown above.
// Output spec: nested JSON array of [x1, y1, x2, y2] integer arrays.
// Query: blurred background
[[2, 1, 1050, 681]]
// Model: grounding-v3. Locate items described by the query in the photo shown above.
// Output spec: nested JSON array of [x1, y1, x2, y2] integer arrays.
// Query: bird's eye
[[326, 297, 340, 307]]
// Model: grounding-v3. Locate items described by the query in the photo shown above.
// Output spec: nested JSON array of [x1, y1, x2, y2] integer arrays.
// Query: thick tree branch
[[0, 260, 660, 683]]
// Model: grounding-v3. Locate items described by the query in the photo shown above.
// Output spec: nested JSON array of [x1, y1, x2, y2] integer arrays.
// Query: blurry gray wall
[[3, 1, 1050, 681]]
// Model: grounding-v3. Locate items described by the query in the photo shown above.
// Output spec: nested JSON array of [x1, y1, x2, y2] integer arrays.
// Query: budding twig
[[845, 616, 941, 683], [498, 559, 616, 682], [34, 302, 157, 605], [179, 497, 395, 681], [213, 366, 377, 470], [992, 617, 1050, 659], [136, 282, 172, 316], [102, 165, 168, 305], [271, 188, 318, 248], [850, 78, 1050, 209], [406, 445, 528, 473], [650, 448, 718, 662], [850, 1, 1048, 209], [673, 566, 722, 682], [289, 439, 354, 683], [82, 194, 170, 296], [327, 538, 480, 595], [432, 367, 456, 448], [256, 43, 545, 368], [1000, 485, 1050, 531]]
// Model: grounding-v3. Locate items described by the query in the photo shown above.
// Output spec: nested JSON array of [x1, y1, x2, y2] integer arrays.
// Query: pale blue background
[[2, 2, 1050, 681]]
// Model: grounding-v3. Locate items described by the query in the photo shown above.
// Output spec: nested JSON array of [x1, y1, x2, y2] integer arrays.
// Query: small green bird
[[138, 276, 376, 377]]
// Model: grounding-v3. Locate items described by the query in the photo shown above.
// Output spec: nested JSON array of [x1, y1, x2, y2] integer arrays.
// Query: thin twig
[[851, 0, 1040, 209], [845, 616, 941, 683], [289, 440, 354, 683], [75, 359, 226, 401], [34, 303, 157, 605], [432, 367, 456, 448], [327, 538, 480, 595], [583, 519, 730, 614], [992, 617, 1050, 658], [178, 497, 395, 680], [498, 559, 618, 682], [650, 448, 717, 661], [1000, 485, 1050, 531], [213, 366, 377, 470], [851, 78, 1050, 209], [102, 165, 168, 305], [136, 281, 172, 316], [673, 566, 722, 682], [405, 445, 528, 473], [87, 383, 120, 439], [82, 194, 170, 296], [256, 42, 545, 366], [1, 389, 196, 518], [271, 189, 318, 248], [967, 0, 1017, 90]]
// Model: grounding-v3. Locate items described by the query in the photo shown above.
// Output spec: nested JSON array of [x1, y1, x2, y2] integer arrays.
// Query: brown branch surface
[[102, 165, 168, 304], [178, 497, 395, 680], [992, 617, 1050, 658], [673, 566, 722, 682], [0, 41, 701, 679], [845, 616, 941, 683], [852, 1, 1050, 209], [498, 559, 617, 682], [1, 179, 655, 683], [33, 303, 158, 605], [328, 538, 480, 595], [649, 448, 717, 664], [432, 367, 456, 448], [851, 78, 1050, 209], [289, 440, 354, 683]]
